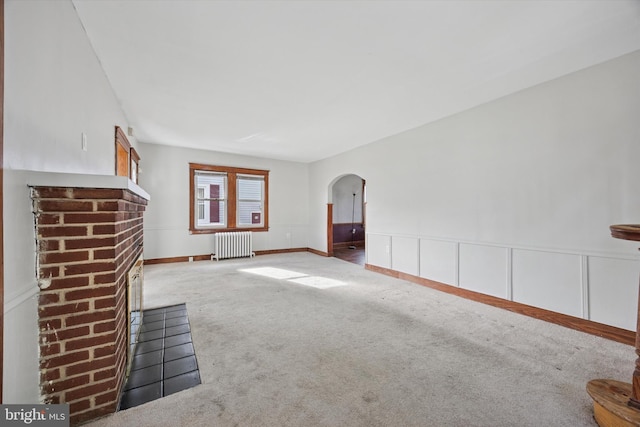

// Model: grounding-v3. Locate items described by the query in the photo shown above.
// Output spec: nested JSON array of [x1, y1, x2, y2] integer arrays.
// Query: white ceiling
[[72, 0, 640, 163]]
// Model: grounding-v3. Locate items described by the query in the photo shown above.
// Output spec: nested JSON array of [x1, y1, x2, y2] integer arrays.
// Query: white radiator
[[214, 231, 255, 261]]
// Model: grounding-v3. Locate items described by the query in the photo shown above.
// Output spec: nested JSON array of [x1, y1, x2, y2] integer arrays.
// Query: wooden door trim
[[327, 204, 333, 257]]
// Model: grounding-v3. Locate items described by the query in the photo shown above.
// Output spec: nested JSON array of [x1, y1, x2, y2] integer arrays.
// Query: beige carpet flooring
[[84, 252, 634, 426]]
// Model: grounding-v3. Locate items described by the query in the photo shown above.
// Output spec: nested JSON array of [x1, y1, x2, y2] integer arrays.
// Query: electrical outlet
[[188, 256, 193, 262], [81, 133, 87, 151]]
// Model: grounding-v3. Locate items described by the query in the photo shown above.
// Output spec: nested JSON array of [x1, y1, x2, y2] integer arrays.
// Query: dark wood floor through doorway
[[333, 247, 365, 266]]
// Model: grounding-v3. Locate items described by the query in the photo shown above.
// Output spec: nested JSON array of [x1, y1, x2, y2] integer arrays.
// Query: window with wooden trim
[[189, 163, 269, 234]]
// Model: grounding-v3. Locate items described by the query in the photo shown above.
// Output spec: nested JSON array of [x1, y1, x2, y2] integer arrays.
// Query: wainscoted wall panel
[[588, 256, 639, 330], [3, 290, 39, 405], [367, 232, 639, 331], [391, 236, 419, 276], [367, 234, 392, 269], [511, 249, 583, 317], [419, 239, 457, 286], [459, 244, 508, 299]]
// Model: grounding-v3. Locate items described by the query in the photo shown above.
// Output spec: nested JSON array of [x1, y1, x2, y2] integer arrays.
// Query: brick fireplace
[[32, 185, 148, 424]]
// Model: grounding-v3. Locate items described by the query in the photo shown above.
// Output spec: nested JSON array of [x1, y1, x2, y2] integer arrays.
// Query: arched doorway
[[328, 174, 366, 265]]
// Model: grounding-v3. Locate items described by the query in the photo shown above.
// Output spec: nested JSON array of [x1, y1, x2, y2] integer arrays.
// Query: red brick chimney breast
[[32, 187, 147, 425]]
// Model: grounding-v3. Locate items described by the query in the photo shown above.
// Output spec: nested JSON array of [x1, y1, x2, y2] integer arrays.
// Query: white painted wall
[[4, 0, 135, 402], [137, 143, 309, 260], [5, 1, 132, 174], [309, 50, 640, 331]]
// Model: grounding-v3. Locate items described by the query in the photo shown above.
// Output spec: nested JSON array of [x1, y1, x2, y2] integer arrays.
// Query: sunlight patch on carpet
[[239, 267, 347, 289], [289, 276, 347, 289], [239, 267, 306, 279]]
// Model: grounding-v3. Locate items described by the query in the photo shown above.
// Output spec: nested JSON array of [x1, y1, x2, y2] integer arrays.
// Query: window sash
[[194, 172, 227, 228], [237, 175, 264, 227]]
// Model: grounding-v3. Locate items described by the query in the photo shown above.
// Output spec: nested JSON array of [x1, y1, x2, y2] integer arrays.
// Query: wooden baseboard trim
[[144, 254, 211, 265], [365, 263, 635, 346], [307, 247, 329, 257], [145, 256, 189, 265], [255, 248, 308, 256]]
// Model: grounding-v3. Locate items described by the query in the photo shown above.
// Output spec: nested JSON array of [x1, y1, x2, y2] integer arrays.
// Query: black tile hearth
[[130, 351, 163, 371], [141, 320, 165, 332], [164, 355, 198, 379], [119, 303, 201, 410], [164, 342, 196, 362], [164, 332, 192, 348], [125, 364, 163, 390], [119, 382, 162, 409], [165, 324, 191, 337], [138, 328, 164, 342], [164, 371, 202, 397], [135, 338, 164, 354], [165, 316, 189, 327]]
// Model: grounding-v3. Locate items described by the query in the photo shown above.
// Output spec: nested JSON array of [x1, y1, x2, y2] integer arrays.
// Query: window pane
[[238, 177, 262, 201], [198, 202, 205, 220], [237, 176, 263, 226], [195, 172, 226, 227], [238, 201, 262, 225]]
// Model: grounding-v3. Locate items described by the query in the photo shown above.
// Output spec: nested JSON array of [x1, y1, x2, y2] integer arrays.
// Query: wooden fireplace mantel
[[587, 224, 640, 427]]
